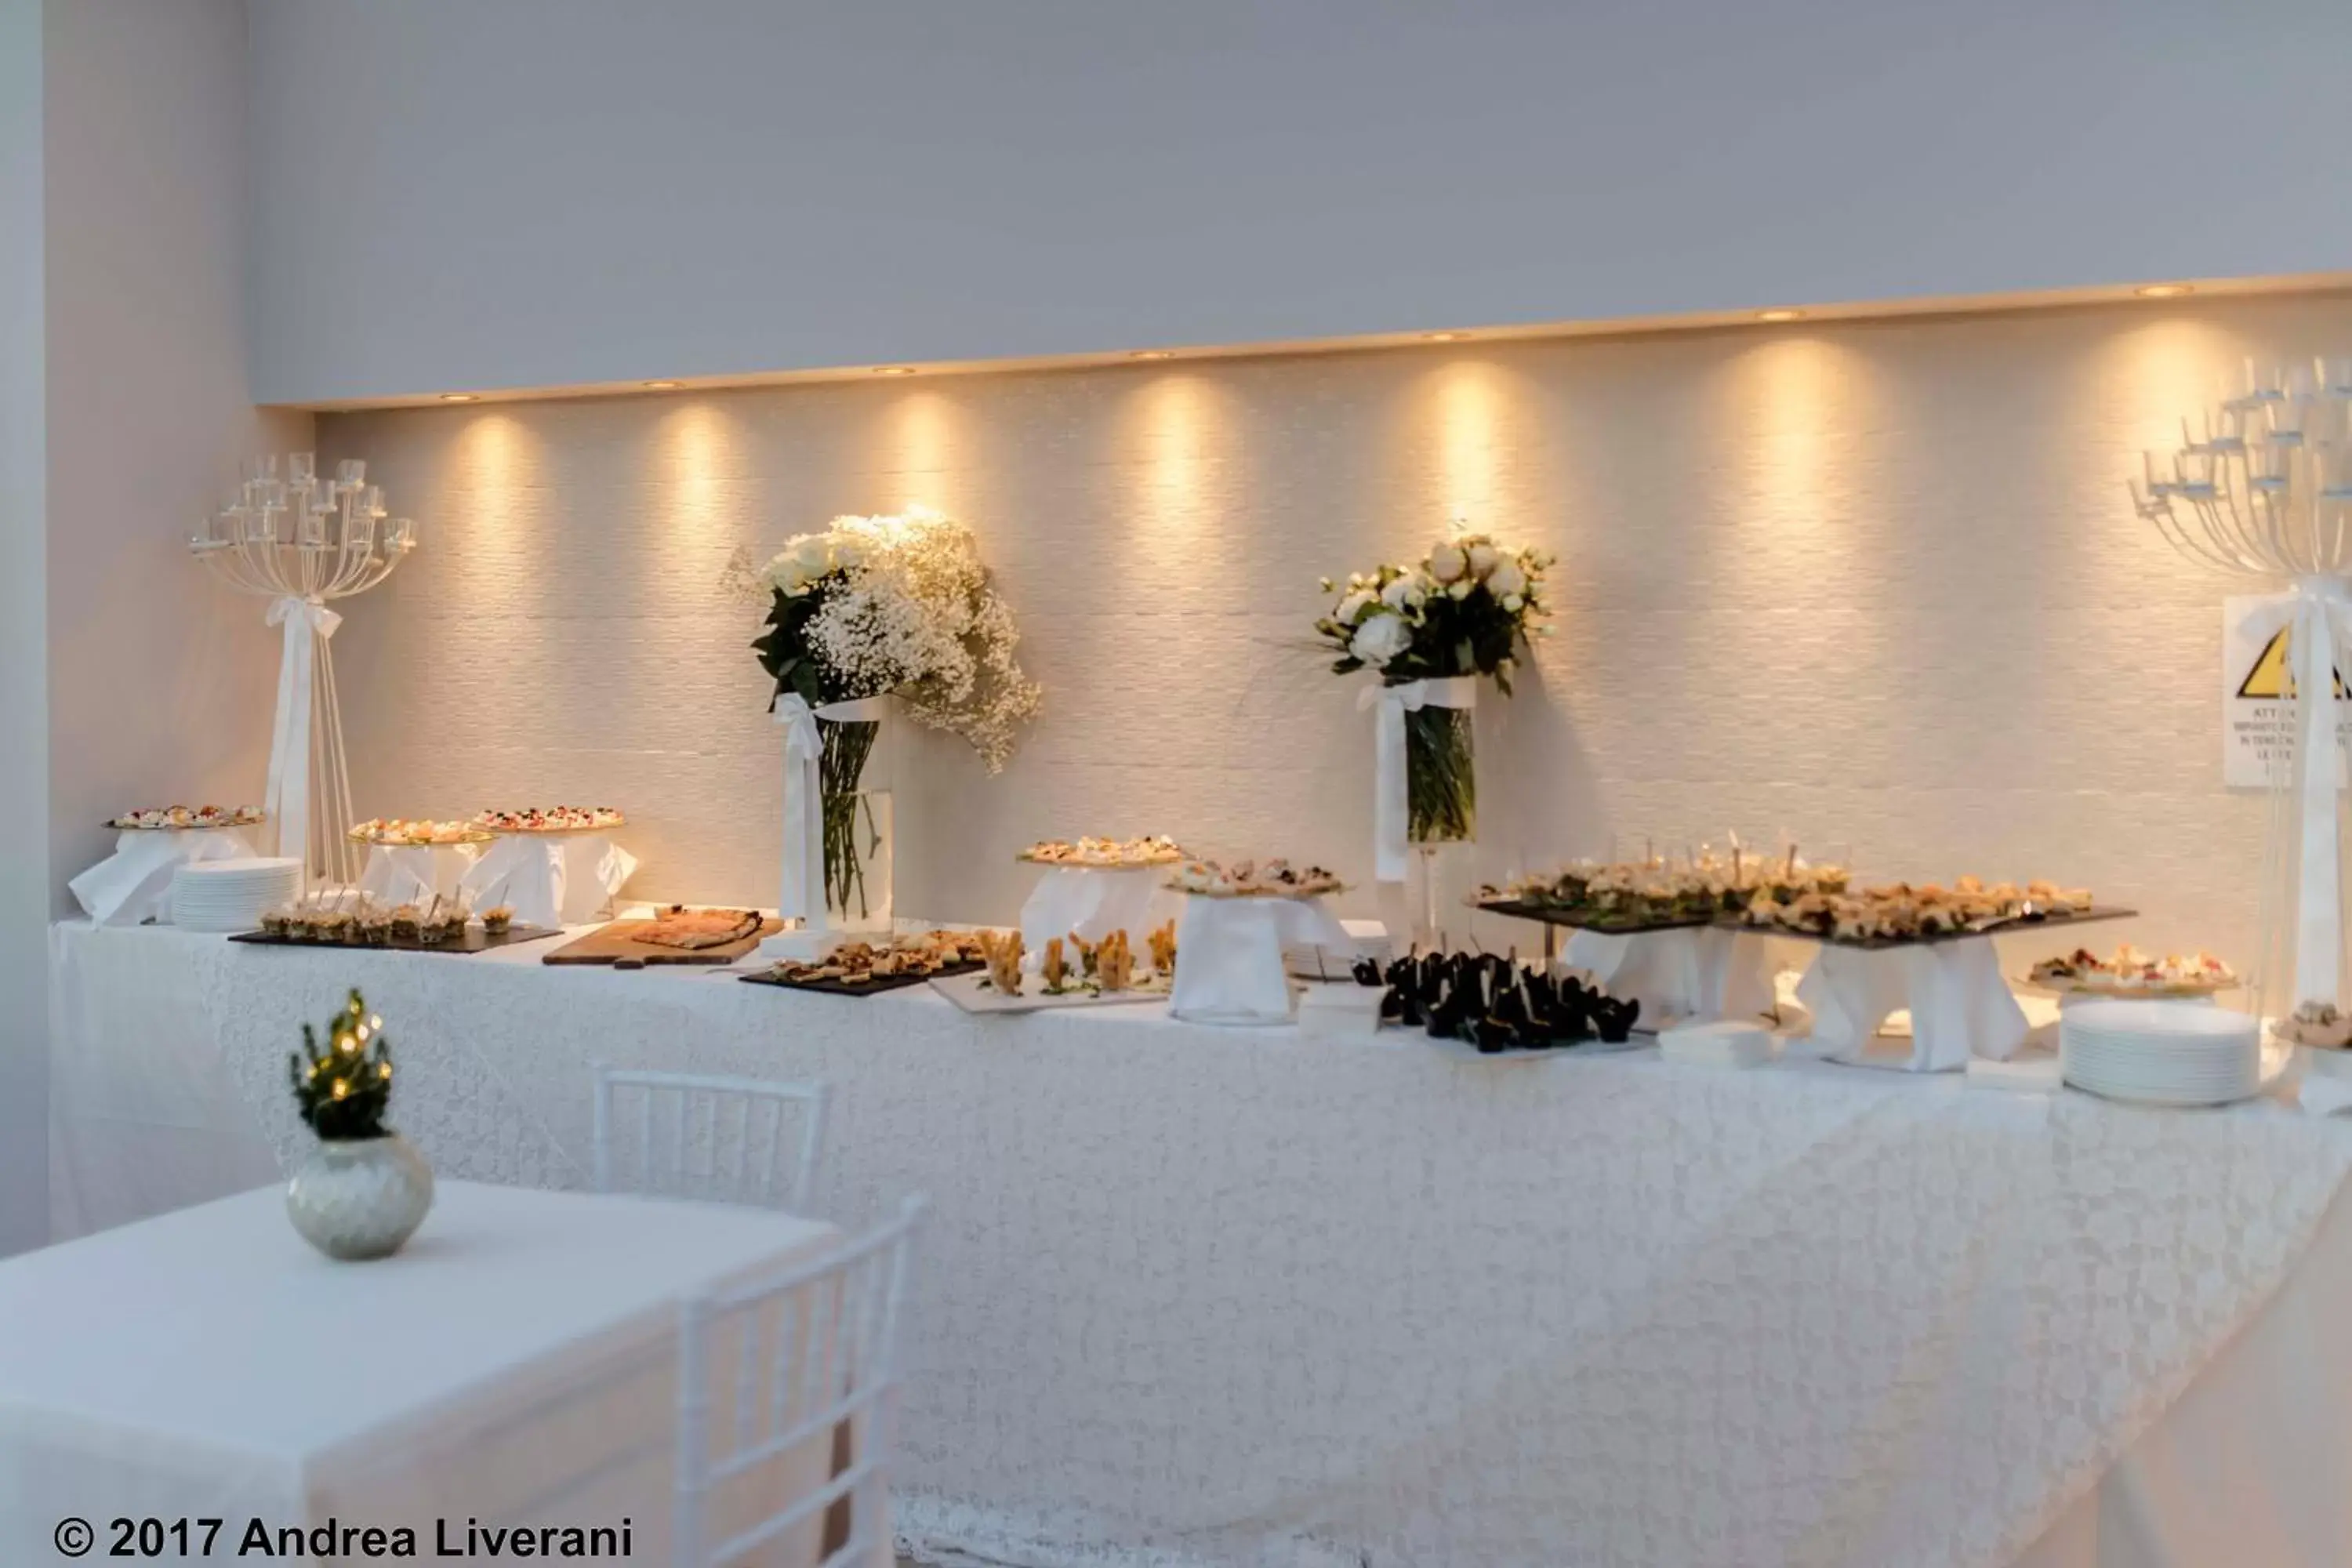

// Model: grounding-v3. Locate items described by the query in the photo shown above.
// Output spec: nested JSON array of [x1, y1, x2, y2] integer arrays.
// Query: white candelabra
[[188, 453, 416, 887], [2133, 357, 2352, 1011]]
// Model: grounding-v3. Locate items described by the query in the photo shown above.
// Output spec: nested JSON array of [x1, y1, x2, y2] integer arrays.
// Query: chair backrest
[[674, 1195, 927, 1568], [593, 1069, 830, 1214]]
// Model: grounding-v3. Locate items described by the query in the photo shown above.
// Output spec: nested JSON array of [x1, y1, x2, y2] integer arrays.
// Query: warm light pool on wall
[[1422, 331, 1470, 342], [439, 393, 478, 402], [2136, 284, 2194, 299], [643, 379, 681, 390], [1755, 309, 1805, 323], [1130, 350, 1177, 361], [873, 366, 919, 376]]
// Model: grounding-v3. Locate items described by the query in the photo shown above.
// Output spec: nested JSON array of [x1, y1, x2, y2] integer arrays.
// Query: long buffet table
[[47, 919, 2352, 1568]]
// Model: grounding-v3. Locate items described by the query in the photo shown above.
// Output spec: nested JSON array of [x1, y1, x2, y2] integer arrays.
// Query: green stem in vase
[[1403, 702, 1475, 844], [818, 718, 880, 920]]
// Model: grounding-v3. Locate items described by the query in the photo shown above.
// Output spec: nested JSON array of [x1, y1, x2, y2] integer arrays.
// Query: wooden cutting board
[[541, 915, 780, 967]]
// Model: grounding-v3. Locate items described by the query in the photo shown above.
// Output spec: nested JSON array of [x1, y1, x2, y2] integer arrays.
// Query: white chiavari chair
[[593, 1069, 830, 1214], [675, 1196, 927, 1568]]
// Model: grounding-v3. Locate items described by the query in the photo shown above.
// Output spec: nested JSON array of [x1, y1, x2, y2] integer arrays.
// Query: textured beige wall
[[319, 292, 2352, 964]]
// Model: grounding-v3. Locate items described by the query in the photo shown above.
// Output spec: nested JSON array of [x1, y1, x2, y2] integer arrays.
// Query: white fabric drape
[[1358, 677, 1477, 884], [1794, 936, 2030, 1071], [458, 835, 637, 929], [1559, 926, 1776, 1026], [47, 922, 2352, 1568], [67, 828, 256, 926], [261, 596, 339, 871], [774, 694, 890, 925], [1018, 866, 1178, 964], [0, 1181, 847, 1566], [1166, 894, 1359, 1025], [358, 842, 481, 909]]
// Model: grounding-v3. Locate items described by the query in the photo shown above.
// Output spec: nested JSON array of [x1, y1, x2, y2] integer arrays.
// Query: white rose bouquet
[[746, 506, 1041, 916], [1313, 531, 1551, 851]]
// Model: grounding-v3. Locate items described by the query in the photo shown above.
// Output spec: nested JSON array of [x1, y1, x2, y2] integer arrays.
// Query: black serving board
[[1714, 905, 2138, 952], [1475, 898, 1727, 935], [739, 959, 985, 998], [228, 924, 560, 955]]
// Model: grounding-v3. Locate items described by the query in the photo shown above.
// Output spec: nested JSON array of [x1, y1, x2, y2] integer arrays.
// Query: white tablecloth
[[45, 921, 2352, 1568], [0, 1180, 844, 1565]]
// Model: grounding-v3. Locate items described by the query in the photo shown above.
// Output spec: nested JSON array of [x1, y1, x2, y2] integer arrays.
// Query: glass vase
[[1404, 703, 1476, 846], [818, 718, 893, 931]]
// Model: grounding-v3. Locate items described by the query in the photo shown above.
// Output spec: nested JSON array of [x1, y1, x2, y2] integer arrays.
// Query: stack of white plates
[[2061, 999, 2261, 1106], [170, 857, 302, 933]]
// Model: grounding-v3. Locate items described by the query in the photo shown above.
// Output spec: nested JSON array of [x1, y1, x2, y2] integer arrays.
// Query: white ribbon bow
[[775, 693, 891, 925], [1358, 676, 1478, 884], [263, 596, 341, 875]]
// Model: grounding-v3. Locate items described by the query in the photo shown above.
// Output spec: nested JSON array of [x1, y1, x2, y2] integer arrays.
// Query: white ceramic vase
[[286, 1133, 435, 1261]]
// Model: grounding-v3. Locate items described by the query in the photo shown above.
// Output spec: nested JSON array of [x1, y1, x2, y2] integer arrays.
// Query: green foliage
[[750, 583, 857, 711], [287, 989, 395, 1142]]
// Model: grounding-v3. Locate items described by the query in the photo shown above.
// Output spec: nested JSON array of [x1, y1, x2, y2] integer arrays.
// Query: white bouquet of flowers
[[742, 506, 1041, 920], [1314, 531, 1551, 877]]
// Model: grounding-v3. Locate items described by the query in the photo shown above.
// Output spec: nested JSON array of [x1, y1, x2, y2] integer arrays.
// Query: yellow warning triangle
[[2238, 626, 2350, 699]]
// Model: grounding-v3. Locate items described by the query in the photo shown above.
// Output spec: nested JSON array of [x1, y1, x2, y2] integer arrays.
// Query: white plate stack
[[2060, 999, 2261, 1106], [169, 857, 302, 933]]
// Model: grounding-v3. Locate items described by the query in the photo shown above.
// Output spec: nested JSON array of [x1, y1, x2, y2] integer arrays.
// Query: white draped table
[[0, 1180, 845, 1565], [46, 920, 2352, 1568]]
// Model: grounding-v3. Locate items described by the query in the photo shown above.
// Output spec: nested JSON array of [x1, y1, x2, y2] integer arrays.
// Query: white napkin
[[459, 833, 640, 929], [2297, 1047, 2352, 1116], [68, 828, 256, 926], [1559, 927, 1775, 1026], [357, 842, 480, 906], [1794, 937, 2028, 1073], [1018, 866, 1178, 963], [1169, 895, 1352, 1026]]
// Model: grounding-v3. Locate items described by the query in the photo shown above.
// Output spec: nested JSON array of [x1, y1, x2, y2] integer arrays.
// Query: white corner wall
[[0, 0, 49, 1258], [248, 0, 2352, 405], [34, 0, 310, 1248], [320, 289, 2352, 969]]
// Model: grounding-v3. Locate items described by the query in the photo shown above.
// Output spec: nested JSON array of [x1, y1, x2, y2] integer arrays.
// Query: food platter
[[472, 807, 627, 835], [1016, 836, 1184, 869], [1744, 905, 2138, 952], [743, 960, 983, 998], [107, 806, 266, 831], [230, 923, 557, 954], [1474, 898, 1723, 935], [347, 819, 496, 847], [929, 967, 1171, 1014]]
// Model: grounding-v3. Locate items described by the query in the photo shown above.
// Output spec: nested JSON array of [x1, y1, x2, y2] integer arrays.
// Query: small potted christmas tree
[[284, 989, 434, 1259]]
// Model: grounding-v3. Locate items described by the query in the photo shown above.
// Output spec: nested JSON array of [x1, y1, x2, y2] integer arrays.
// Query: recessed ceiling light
[[643, 379, 681, 390], [1130, 350, 1176, 361], [873, 366, 918, 376], [1755, 308, 1805, 323], [439, 393, 479, 403], [2136, 283, 2194, 299], [1422, 331, 1470, 342]]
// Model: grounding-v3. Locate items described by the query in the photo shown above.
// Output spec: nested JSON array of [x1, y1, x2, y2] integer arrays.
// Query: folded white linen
[[1794, 935, 2028, 1072], [1018, 865, 1179, 967], [459, 833, 638, 929], [1559, 926, 1775, 1025], [356, 841, 479, 907], [1168, 894, 1352, 1026], [68, 828, 256, 926]]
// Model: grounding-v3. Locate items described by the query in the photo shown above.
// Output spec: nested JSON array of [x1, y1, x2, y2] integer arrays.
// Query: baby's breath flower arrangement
[[1315, 532, 1552, 848], [745, 507, 1040, 916]]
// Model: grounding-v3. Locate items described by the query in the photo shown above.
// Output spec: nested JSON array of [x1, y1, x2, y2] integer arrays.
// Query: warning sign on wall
[[2224, 593, 2352, 789]]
